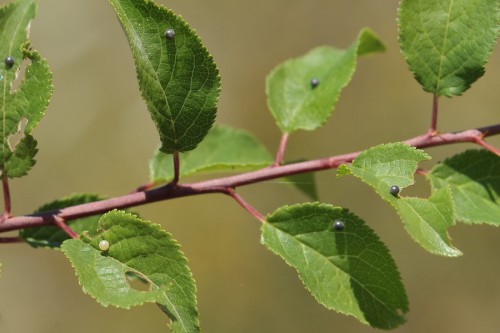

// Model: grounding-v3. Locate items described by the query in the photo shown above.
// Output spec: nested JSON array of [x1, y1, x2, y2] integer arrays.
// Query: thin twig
[[53, 216, 79, 239], [171, 150, 180, 187], [429, 94, 439, 135], [1, 176, 12, 222], [225, 188, 265, 223], [475, 137, 500, 156], [416, 168, 428, 176], [274, 133, 289, 166]]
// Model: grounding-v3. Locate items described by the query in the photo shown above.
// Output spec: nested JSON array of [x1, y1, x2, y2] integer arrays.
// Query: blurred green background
[[1, 0, 499, 332]]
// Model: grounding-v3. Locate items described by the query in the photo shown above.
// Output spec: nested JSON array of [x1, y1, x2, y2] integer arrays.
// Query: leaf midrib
[[434, 0, 455, 93]]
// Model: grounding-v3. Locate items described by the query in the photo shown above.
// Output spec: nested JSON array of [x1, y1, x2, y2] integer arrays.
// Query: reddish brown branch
[[53, 216, 79, 239], [225, 188, 265, 222], [274, 133, 289, 166], [0, 123, 498, 233]]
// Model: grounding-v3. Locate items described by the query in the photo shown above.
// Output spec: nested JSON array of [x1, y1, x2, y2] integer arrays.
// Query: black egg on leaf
[[389, 185, 400, 197], [4, 56, 14, 68], [332, 220, 345, 231], [310, 78, 320, 88], [164, 28, 175, 40]]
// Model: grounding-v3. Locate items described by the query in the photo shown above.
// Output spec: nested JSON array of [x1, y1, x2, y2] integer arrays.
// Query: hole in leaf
[[125, 271, 152, 292], [8, 118, 28, 151], [10, 59, 28, 92]]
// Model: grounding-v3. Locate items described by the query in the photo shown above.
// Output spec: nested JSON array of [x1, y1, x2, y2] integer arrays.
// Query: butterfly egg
[[99, 240, 110, 251], [164, 28, 175, 40], [332, 220, 344, 231], [4, 56, 14, 69], [389, 185, 400, 197], [310, 78, 319, 88]]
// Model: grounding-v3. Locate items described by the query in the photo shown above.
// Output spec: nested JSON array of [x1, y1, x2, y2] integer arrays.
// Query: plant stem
[[274, 133, 289, 166], [475, 137, 500, 156], [226, 188, 265, 223], [0, 123, 499, 233], [53, 216, 79, 239], [171, 150, 180, 187], [429, 94, 439, 135], [1, 176, 11, 222], [416, 168, 428, 176]]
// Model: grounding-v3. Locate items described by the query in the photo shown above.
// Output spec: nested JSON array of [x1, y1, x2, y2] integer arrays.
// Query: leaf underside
[[262, 203, 408, 329], [110, 0, 220, 154]]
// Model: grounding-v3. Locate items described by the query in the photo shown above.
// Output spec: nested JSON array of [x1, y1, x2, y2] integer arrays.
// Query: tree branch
[[225, 188, 265, 222], [0, 123, 498, 233]]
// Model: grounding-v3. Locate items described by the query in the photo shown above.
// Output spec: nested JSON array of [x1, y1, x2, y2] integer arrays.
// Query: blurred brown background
[[0, 0, 499, 332]]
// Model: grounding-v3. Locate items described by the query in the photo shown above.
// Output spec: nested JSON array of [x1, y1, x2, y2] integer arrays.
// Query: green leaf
[[262, 203, 408, 329], [428, 149, 500, 225], [150, 125, 272, 183], [340, 143, 461, 256], [266, 28, 384, 133], [283, 160, 319, 201], [0, 0, 53, 178], [61, 210, 199, 333], [110, 0, 220, 154], [286, 172, 318, 201], [20, 194, 104, 248], [395, 186, 459, 256], [398, 0, 500, 96]]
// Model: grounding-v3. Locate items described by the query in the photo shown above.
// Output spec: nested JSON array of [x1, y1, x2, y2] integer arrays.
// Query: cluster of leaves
[[0, 0, 499, 332]]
